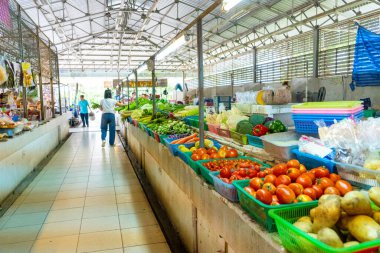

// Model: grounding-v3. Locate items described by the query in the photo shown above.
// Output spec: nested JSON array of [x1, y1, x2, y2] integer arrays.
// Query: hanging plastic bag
[[12, 62, 22, 87], [4, 60, 14, 88], [0, 56, 9, 85], [21, 62, 33, 87], [89, 111, 95, 121]]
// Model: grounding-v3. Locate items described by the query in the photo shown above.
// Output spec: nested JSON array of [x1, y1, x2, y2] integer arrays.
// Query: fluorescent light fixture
[[156, 35, 186, 61], [222, 0, 242, 12], [137, 63, 147, 73]]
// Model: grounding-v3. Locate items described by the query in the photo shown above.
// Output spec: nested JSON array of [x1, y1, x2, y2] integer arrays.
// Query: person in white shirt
[[100, 89, 124, 147]]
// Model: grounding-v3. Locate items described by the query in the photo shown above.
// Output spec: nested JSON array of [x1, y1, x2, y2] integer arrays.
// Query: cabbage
[[226, 115, 249, 131]]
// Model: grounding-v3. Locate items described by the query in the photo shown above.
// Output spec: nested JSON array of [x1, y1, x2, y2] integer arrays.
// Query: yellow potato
[[369, 187, 380, 207]]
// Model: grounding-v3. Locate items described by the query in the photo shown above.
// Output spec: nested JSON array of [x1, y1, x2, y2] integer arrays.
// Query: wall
[[0, 113, 71, 203]]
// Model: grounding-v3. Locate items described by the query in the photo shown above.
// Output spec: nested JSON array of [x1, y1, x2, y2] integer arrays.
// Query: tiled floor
[[0, 130, 171, 253]]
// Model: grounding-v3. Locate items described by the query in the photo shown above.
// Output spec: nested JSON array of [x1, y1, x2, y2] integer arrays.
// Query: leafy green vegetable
[[236, 120, 254, 135]]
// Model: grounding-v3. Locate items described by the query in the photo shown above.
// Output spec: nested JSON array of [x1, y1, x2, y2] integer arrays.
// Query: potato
[[369, 187, 380, 207], [373, 211, 380, 224], [312, 197, 341, 232], [318, 194, 341, 205], [341, 191, 372, 216], [294, 221, 313, 233], [297, 216, 312, 224], [346, 215, 380, 242], [344, 241, 359, 247], [317, 227, 344, 248]]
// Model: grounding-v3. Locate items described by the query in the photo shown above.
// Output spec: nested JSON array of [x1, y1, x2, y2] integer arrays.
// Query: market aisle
[[0, 131, 171, 253]]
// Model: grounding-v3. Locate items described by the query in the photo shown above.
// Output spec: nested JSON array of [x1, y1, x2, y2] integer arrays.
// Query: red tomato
[[272, 195, 279, 203], [226, 149, 238, 158], [273, 163, 288, 176], [249, 177, 264, 191], [299, 164, 307, 174], [207, 148, 217, 155], [329, 173, 342, 183], [244, 186, 255, 196], [217, 150, 227, 158], [276, 187, 296, 204], [287, 168, 301, 182], [220, 168, 231, 178], [335, 180, 352, 196], [303, 187, 317, 200], [276, 184, 289, 189], [256, 189, 272, 205], [197, 148, 207, 156], [316, 177, 334, 190], [288, 183, 304, 196], [238, 169, 247, 177], [324, 186, 341, 195], [305, 172, 316, 184], [257, 171, 266, 178], [210, 153, 219, 159], [201, 154, 210, 160], [220, 146, 228, 151], [314, 167, 330, 178], [246, 169, 257, 178], [311, 185, 323, 199], [296, 174, 313, 188], [275, 175, 291, 186], [287, 159, 300, 169], [297, 194, 313, 202], [264, 174, 277, 184], [191, 154, 201, 161], [262, 183, 277, 194]]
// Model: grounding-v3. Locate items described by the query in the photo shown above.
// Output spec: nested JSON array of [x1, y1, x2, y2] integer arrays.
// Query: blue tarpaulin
[[351, 25, 380, 90]]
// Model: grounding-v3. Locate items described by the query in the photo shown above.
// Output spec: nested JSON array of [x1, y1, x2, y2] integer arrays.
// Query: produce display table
[[125, 123, 285, 253], [0, 113, 70, 203]]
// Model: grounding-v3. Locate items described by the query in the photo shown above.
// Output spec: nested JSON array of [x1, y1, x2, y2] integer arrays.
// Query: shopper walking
[[100, 89, 124, 147], [78, 95, 91, 127]]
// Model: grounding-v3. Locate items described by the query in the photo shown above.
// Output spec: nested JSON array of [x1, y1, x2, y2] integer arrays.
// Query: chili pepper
[[268, 120, 287, 133], [252, 124, 269, 137]]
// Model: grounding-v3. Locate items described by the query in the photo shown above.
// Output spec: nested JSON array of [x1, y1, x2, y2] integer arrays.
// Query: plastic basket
[[268, 203, 380, 253], [207, 123, 220, 135], [132, 119, 138, 127], [153, 132, 161, 143], [211, 172, 239, 202], [126, 116, 132, 123], [292, 149, 336, 173], [197, 157, 271, 186], [335, 162, 380, 190], [293, 112, 363, 134], [246, 134, 264, 148], [163, 138, 194, 156], [292, 106, 363, 115], [230, 131, 248, 145], [217, 128, 231, 138], [233, 180, 317, 232], [292, 101, 363, 109], [159, 134, 168, 144], [178, 150, 191, 163]]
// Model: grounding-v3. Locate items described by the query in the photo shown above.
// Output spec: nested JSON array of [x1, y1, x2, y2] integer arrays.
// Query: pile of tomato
[[202, 158, 262, 178], [244, 159, 353, 205], [190, 146, 238, 161]]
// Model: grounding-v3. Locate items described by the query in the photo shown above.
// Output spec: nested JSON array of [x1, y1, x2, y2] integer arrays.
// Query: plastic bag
[[299, 135, 335, 159], [21, 62, 33, 87], [0, 56, 9, 85]]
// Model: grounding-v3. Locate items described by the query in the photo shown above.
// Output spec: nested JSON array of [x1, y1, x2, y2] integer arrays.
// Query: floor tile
[[51, 197, 85, 210], [30, 235, 78, 253], [55, 189, 87, 200], [14, 201, 53, 214], [85, 187, 115, 197], [115, 185, 143, 195], [77, 230, 122, 253], [23, 192, 58, 203], [124, 243, 171, 253], [0, 241, 34, 253], [45, 207, 83, 223], [3, 212, 47, 228], [60, 182, 88, 191], [87, 249, 123, 253], [85, 195, 116, 206], [82, 204, 119, 219], [121, 225, 166, 247], [37, 220, 81, 239], [63, 176, 89, 184], [0, 225, 41, 244], [116, 192, 147, 204], [119, 212, 157, 229], [80, 215, 120, 234], [117, 202, 152, 215]]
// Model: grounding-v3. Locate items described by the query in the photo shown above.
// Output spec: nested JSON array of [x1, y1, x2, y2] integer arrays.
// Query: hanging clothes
[[351, 25, 380, 90]]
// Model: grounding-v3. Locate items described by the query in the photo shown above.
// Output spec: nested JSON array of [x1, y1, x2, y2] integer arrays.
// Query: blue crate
[[246, 134, 264, 148], [211, 171, 239, 202], [163, 138, 194, 156], [293, 112, 363, 134], [292, 149, 336, 173]]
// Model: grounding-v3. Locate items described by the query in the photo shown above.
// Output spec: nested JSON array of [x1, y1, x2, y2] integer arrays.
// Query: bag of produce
[[21, 62, 33, 87]]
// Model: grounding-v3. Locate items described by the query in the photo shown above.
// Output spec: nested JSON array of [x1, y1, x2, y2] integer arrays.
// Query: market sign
[[0, 0, 12, 30], [128, 79, 168, 88]]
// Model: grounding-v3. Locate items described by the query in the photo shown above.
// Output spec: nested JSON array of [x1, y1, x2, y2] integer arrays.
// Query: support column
[[135, 70, 138, 108], [17, 5, 27, 119], [36, 29, 45, 121], [48, 42, 55, 118], [252, 46, 257, 83], [151, 57, 156, 117], [55, 48, 62, 115], [312, 26, 320, 78], [127, 77, 130, 110], [197, 19, 205, 148]]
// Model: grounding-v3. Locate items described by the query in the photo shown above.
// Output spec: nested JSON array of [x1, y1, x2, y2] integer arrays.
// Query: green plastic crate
[[233, 180, 317, 232], [230, 130, 248, 145], [197, 157, 271, 186], [183, 152, 202, 174], [269, 203, 380, 253]]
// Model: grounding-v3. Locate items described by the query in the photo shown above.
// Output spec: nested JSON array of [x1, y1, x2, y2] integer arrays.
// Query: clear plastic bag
[[0, 56, 9, 85], [298, 135, 335, 159]]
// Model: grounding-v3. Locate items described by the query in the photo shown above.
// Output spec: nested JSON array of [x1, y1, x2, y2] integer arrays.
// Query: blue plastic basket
[[163, 138, 194, 156], [211, 171, 239, 202], [293, 112, 363, 134], [246, 134, 264, 148], [292, 149, 336, 173]]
